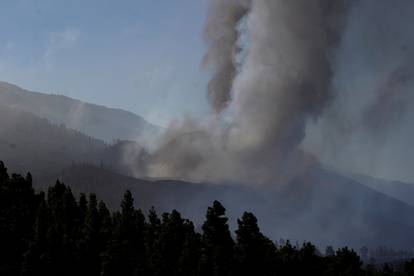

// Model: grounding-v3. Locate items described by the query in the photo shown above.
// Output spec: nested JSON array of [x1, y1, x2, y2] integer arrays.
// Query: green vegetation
[[0, 161, 413, 276]]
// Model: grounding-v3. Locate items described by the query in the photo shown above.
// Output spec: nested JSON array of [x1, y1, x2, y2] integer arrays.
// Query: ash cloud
[[140, 0, 352, 186]]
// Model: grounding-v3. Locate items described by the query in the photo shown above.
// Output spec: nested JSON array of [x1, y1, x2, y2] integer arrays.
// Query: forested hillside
[[40, 163, 414, 251], [1, 161, 413, 276], [0, 104, 107, 178], [0, 102, 149, 180]]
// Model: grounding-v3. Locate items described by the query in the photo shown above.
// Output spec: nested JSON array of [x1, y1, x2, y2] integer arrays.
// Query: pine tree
[[46, 181, 81, 275], [329, 247, 363, 276], [78, 193, 88, 224], [101, 191, 146, 276], [0, 170, 36, 275], [325, 245, 335, 257], [21, 197, 52, 276], [146, 207, 162, 275], [298, 242, 324, 275], [178, 220, 202, 276], [79, 194, 101, 276], [155, 210, 188, 275], [278, 240, 299, 274], [97, 200, 112, 250], [0, 161, 8, 183], [405, 259, 414, 275], [234, 212, 277, 276], [200, 201, 234, 276]]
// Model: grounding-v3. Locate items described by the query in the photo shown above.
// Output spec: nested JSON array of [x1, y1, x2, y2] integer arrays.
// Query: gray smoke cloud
[[139, 0, 351, 186], [303, 0, 414, 183], [203, 0, 251, 112], [224, 0, 350, 180]]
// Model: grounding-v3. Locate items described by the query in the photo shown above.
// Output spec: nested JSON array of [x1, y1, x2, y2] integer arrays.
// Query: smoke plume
[[303, 0, 414, 183], [203, 0, 251, 112], [140, 0, 352, 186]]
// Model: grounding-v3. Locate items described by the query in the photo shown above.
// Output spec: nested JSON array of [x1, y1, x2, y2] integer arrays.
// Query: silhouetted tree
[[178, 219, 202, 276], [200, 200, 234, 276], [78, 193, 88, 223], [329, 247, 363, 276], [153, 210, 189, 275], [21, 196, 51, 276], [145, 206, 162, 275], [298, 242, 324, 275], [325, 245, 335, 257], [78, 194, 102, 276], [45, 181, 81, 275], [278, 240, 300, 274], [101, 190, 146, 276], [405, 259, 414, 275], [234, 212, 277, 276], [0, 166, 37, 276]]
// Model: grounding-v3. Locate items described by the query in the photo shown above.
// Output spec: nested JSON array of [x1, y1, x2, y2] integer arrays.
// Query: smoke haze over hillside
[[304, 0, 414, 183], [143, 0, 351, 185], [126, 0, 414, 186]]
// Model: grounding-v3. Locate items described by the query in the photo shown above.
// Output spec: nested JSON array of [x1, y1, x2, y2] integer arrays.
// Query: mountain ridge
[[0, 81, 161, 144]]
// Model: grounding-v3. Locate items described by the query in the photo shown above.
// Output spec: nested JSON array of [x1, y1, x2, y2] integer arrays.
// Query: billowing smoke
[[203, 0, 251, 112], [303, 0, 414, 183], [223, 0, 350, 182], [139, 0, 352, 186]]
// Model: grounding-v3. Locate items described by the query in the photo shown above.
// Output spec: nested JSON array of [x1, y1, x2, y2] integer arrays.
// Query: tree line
[[0, 161, 413, 276]]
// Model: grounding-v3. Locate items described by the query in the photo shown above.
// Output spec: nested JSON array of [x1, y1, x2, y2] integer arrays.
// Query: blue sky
[[0, 0, 210, 126]]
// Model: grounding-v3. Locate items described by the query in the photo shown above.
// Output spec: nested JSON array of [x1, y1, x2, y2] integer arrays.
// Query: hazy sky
[[0, 0, 210, 126]]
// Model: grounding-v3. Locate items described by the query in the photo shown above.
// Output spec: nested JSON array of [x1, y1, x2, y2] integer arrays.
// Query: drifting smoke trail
[[143, 0, 351, 186]]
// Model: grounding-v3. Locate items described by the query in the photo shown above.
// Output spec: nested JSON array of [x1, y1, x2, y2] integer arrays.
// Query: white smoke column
[[145, 0, 350, 186]]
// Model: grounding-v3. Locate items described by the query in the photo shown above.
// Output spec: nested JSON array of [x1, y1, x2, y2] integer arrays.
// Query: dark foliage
[[0, 161, 412, 275]]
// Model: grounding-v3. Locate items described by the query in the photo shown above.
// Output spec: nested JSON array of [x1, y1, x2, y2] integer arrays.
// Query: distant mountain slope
[[0, 103, 107, 178], [0, 100, 148, 179], [0, 81, 160, 144], [39, 163, 414, 251], [349, 174, 414, 207]]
